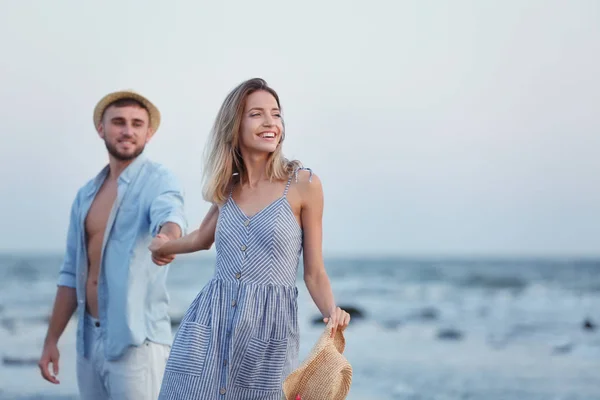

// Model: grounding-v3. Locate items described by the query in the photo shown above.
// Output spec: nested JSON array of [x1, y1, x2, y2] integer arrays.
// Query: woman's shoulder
[[290, 167, 322, 200], [291, 166, 314, 183]]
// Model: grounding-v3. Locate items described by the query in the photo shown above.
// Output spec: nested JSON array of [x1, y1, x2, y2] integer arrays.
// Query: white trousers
[[76, 314, 170, 400]]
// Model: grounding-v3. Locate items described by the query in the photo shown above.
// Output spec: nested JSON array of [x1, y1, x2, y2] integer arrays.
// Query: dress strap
[[283, 167, 313, 196], [283, 174, 294, 196], [294, 167, 313, 183]]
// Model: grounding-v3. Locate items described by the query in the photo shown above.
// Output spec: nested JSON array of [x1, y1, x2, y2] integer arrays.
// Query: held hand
[[323, 306, 351, 338], [38, 341, 60, 384], [149, 234, 175, 266]]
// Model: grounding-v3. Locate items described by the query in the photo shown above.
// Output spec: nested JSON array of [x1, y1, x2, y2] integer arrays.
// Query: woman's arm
[[299, 172, 350, 337], [150, 204, 219, 262]]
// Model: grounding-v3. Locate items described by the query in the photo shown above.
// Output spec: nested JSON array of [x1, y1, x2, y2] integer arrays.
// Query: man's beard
[[104, 139, 145, 161]]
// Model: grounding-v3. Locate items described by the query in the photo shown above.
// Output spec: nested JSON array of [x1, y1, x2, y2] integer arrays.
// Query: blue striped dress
[[158, 168, 312, 400]]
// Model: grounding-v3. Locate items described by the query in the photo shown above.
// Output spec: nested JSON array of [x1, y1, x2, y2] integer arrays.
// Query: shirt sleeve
[[149, 169, 187, 237], [57, 195, 80, 288]]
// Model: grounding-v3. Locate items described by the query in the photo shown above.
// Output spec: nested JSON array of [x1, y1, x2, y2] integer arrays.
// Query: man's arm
[[44, 287, 78, 345], [39, 195, 80, 384], [149, 169, 187, 238], [158, 222, 182, 241], [149, 169, 187, 265], [150, 204, 219, 261]]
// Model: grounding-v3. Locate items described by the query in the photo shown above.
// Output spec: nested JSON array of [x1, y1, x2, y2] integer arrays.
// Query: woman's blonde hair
[[202, 78, 302, 204]]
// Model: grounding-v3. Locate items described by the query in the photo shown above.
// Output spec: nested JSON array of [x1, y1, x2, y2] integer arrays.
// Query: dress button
[[235, 272, 241, 279], [220, 388, 226, 395], [231, 299, 236, 307], [241, 244, 247, 251], [244, 219, 250, 226]]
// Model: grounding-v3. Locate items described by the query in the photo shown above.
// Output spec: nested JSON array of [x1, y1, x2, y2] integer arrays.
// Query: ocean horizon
[[1, 252, 599, 399]]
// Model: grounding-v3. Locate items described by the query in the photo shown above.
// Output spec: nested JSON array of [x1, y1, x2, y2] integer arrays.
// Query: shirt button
[[244, 219, 250, 226], [95, 321, 100, 327], [223, 359, 228, 366], [235, 272, 241, 279], [220, 388, 226, 395], [240, 244, 247, 251], [231, 299, 237, 307]]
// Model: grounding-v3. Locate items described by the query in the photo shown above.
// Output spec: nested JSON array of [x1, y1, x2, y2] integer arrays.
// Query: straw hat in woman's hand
[[282, 320, 352, 400]]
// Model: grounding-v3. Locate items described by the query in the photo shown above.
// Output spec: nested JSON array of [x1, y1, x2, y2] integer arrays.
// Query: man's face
[[97, 104, 152, 161]]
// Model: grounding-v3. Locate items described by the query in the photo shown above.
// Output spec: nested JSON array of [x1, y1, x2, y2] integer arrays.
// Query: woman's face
[[238, 90, 283, 155]]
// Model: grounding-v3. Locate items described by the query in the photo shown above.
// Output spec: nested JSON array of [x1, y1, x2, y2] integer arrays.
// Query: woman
[[150, 78, 351, 399]]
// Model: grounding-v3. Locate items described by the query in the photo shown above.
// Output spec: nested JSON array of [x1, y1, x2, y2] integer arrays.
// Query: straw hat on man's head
[[282, 321, 352, 400], [93, 90, 161, 134]]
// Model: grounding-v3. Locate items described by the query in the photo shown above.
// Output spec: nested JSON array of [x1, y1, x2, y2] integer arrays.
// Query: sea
[[0, 253, 599, 400]]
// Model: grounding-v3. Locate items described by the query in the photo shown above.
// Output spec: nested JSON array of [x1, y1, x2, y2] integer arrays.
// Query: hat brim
[[93, 90, 161, 134]]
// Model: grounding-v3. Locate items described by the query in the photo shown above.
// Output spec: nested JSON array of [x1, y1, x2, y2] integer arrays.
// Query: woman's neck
[[240, 151, 270, 188]]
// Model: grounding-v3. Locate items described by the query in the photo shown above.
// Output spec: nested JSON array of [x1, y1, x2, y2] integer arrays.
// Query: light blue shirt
[[57, 154, 187, 361]]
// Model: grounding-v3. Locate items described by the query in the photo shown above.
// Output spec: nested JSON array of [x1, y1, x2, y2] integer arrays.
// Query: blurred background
[[0, 1, 599, 399]]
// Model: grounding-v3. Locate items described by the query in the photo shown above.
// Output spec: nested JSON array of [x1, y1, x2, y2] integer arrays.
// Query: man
[[38, 90, 187, 399]]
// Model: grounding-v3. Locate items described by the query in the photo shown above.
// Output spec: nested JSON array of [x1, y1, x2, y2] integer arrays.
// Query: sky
[[0, 1, 598, 257]]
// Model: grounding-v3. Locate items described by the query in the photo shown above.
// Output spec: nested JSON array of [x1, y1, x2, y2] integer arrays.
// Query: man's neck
[[107, 156, 136, 181]]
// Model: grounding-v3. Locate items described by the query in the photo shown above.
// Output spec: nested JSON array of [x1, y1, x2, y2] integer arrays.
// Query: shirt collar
[[86, 153, 148, 196], [118, 152, 148, 184]]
